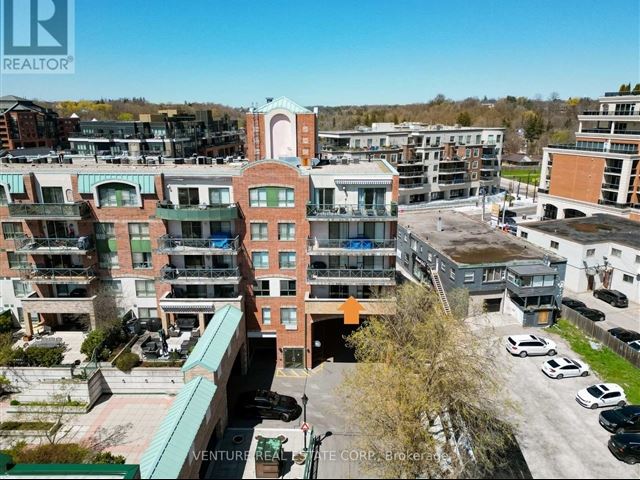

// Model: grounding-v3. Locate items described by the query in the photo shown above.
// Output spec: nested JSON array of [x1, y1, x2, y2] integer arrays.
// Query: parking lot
[[565, 288, 640, 333], [495, 321, 640, 478]]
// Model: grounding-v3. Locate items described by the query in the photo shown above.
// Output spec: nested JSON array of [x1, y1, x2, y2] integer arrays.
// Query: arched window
[[97, 182, 139, 207]]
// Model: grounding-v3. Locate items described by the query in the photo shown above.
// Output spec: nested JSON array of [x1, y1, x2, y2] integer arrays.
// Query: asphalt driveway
[[495, 322, 640, 479]]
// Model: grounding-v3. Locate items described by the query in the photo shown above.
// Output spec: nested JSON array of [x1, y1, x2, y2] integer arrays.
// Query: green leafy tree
[[523, 112, 545, 142], [619, 83, 631, 93], [633, 83, 640, 94]]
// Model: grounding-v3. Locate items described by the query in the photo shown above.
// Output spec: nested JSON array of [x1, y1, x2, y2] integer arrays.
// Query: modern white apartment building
[[319, 123, 505, 205]]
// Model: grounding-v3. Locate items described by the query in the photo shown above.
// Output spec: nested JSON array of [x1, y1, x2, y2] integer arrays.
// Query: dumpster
[[254, 437, 283, 478]]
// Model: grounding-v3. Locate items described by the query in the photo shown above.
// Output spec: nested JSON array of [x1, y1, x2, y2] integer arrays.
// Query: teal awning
[[182, 304, 243, 374], [78, 174, 156, 194], [0, 174, 25, 194], [140, 377, 217, 479]]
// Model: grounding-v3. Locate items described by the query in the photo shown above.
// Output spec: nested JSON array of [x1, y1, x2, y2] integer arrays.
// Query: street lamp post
[[302, 393, 309, 452]]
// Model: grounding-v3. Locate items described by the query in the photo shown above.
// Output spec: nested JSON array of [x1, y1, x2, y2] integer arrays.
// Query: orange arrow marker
[[339, 296, 363, 325]]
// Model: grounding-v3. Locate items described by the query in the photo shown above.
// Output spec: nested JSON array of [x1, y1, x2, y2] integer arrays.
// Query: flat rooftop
[[0, 156, 396, 176], [523, 214, 640, 250], [400, 210, 562, 265]]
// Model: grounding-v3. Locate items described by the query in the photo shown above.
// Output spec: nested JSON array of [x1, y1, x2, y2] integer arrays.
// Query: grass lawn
[[550, 319, 640, 404], [501, 168, 541, 185]]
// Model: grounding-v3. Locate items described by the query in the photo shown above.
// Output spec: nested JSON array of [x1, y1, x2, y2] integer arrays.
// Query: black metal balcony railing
[[8, 202, 91, 218], [581, 110, 637, 116], [601, 182, 622, 190], [306, 203, 398, 218], [605, 166, 623, 174], [160, 266, 240, 281], [14, 236, 94, 252], [308, 268, 395, 280], [308, 238, 397, 250], [19, 265, 96, 281], [157, 235, 239, 251], [613, 130, 640, 135]]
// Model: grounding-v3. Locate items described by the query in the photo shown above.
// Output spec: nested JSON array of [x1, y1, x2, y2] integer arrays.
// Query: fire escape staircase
[[427, 264, 452, 316]]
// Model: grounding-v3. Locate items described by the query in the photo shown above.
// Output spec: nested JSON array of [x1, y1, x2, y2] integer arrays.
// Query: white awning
[[334, 179, 392, 186]]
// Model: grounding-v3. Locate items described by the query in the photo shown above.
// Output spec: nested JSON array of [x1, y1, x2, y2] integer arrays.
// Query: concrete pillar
[[88, 313, 97, 331], [198, 313, 206, 335], [617, 159, 633, 204], [161, 312, 170, 333], [23, 310, 33, 339]]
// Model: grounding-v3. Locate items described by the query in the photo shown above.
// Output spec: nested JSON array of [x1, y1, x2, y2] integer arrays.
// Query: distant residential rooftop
[[523, 214, 640, 250], [320, 124, 505, 136], [400, 210, 562, 265]]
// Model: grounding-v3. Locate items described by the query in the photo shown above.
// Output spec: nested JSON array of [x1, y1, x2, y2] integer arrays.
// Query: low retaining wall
[[100, 367, 184, 395]]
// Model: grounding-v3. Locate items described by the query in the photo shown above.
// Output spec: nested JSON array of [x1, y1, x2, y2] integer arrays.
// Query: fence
[[561, 306, 640, 368]]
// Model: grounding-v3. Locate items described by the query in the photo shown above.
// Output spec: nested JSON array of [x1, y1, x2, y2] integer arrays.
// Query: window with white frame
[[611, 247, 622, 258], [279, 252, 296, 269], [280, 308, 297, 328], [464, 271, 475, 283], [278, 223, 295, 240], [135, 280, 155, 297], [622, 274, 634, 284], [250, 223, 268, 240], [252, 251, 269, 269], [262, 307, 271, 325], [586, 248, 595, 257]]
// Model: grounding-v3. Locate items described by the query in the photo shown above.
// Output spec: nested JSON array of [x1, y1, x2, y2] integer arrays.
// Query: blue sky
[[1, 0, 638, 106]]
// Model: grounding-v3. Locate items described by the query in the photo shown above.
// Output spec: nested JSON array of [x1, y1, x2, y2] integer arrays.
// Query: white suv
[[576, 384, 626, 409], [506, 334, 557, 358]]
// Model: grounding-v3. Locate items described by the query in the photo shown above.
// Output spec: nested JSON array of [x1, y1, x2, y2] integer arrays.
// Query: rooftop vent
[[266, 97, 273, 103], [437, 217, 444, 232]]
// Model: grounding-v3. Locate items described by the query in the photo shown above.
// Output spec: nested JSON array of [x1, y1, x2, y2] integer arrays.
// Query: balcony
[[601, 182, 622, 191], [306, 203, 398, 221], [14, 235, 94, 254], [158, 292, 243, 314], [307, 237, 396, 256], [581, 110, 637, 116], [157, 235, 239, 255], [304, 292, 396, 316], [8, 201, 91, 220], [155, 202, 239, 221], [21, 291, 97, 315], [159, 266, 241, 285], [548, 144, 639, 155], [307, 268, 396, 286], [19, 265, 97, 284]]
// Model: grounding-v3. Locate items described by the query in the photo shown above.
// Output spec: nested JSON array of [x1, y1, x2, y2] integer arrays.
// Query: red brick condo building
[[0, 97, 398, 368]]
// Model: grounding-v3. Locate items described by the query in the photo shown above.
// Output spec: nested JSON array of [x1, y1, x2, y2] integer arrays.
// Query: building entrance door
[[283, 348, 304, 369]]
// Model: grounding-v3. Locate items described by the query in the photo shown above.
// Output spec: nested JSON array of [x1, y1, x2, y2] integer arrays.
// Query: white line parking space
[[497, 324, 639, 479]]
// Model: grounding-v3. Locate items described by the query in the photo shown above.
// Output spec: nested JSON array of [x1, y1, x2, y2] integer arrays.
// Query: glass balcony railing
[[308, 238, 397, 251], [581, 110, 637, 116], [157, 235, 239, 252], [8, 202, 91, 218], [548, 144, 638, 154], [306, 202, 398, 219], [14, 235, 94, 252], [155, 202, 239, 221]]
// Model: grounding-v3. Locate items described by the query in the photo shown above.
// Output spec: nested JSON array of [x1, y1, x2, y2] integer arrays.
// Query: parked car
[[237, 389, 302, 422], [574, 306, 606, 322], [608, 433, 640, 465], [541, 357, 589, 379], [594, 289, 629, 308], [506, 335, 557, 358], [628, 340, 640, 352], [608, 328, 640, 344], [576, 383, 626, 409], [561, 297, 586, 310], [599, 405, 640, 433]]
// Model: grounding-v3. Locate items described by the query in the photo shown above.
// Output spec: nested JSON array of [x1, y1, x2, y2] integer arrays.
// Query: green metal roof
[[182, 305, 243, 374], [255, 96, 312, 114], [0, 452, 140, 478], [0, 173, 25, 194], [140, 377, 217, 479], [78, 173, 156, 194]]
